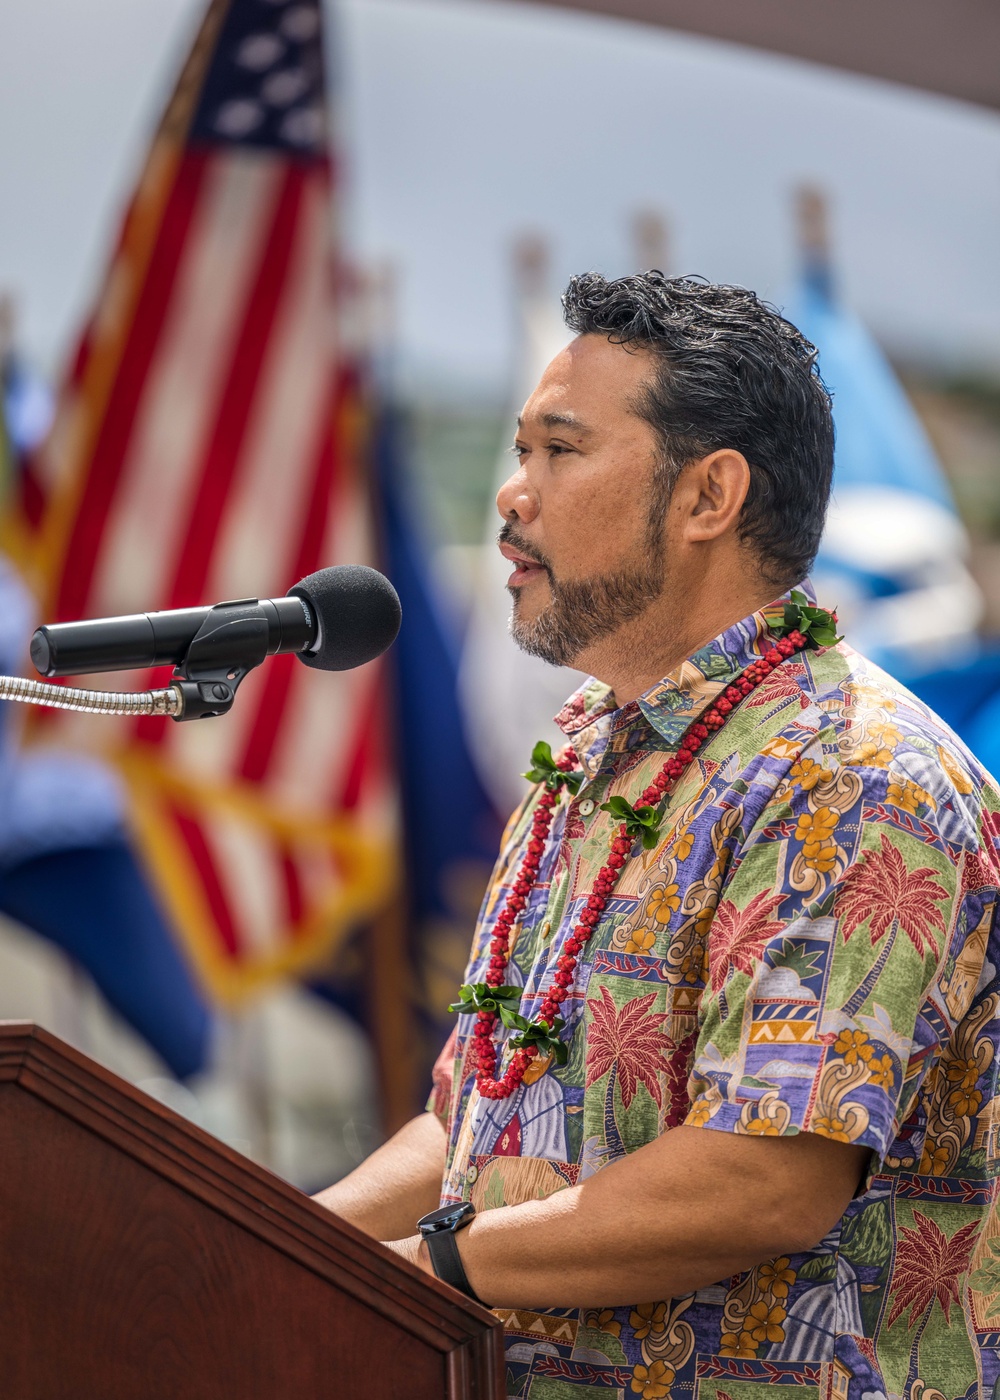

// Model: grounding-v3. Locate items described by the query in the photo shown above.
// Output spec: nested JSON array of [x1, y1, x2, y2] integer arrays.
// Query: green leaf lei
[[780, 590, 841, 649], [449, 982, 568, 1062], [449, 982, 524, 1027], [523, 739, 585, 795], [599, 794, 667, 850]]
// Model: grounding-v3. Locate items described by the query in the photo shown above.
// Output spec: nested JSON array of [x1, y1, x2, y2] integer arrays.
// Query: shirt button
[[466, 1163, 479, 1184], [579, 798, 596, 816]]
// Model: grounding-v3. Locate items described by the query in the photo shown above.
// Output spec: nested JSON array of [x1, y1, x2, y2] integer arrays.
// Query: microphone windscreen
[[288, 565, 401, 671]]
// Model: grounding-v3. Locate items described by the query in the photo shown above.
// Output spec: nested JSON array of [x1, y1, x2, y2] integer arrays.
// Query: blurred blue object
[[374, 398, 502, 1056], [892, 647, 1000, 783], [0, 843, 211, 1079], [786, 191, 982, 675], [0, 425, 211, 1077], [793, 259, 952, 509], [2, 355, 53, 459]]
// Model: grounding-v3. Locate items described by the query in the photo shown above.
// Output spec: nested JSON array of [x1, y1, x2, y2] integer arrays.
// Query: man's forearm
[[313, 1111, 446, 1241], [406, 1126, 868, 1309]]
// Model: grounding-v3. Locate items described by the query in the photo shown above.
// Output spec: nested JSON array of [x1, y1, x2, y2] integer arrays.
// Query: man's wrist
[[416, 1203, 484, 1303]]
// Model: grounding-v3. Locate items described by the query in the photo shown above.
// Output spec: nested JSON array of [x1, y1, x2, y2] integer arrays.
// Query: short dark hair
[[562, 271, 834, 589]]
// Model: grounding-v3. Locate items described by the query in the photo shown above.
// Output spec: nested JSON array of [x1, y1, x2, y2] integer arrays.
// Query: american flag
[[18, 0, 409, 1104]]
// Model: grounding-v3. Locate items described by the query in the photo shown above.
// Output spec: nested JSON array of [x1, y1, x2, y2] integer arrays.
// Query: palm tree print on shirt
[[585, 986, 672, 1157], [886, 1209, 979, 1398], [836, 832, 949, 1017]]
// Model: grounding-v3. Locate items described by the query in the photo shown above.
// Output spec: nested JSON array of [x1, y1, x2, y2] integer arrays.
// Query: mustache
[[497, 521, 553, 575]]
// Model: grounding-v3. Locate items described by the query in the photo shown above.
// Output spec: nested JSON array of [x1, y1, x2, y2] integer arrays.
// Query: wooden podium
[[0, 1022, 503, 1399]]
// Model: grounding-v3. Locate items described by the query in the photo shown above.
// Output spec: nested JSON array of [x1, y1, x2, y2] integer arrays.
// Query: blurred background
[[2, 0, 1000, 1191]]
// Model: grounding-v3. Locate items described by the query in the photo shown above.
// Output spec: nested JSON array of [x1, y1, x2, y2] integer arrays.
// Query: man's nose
[[496, 464, 539, 523]]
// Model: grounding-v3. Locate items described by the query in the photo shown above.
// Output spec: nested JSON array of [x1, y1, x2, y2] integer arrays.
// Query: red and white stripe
[[30, 129, 396, 990]]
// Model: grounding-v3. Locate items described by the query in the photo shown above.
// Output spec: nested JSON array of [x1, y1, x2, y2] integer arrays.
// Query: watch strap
[[424, 1227, 482, 1304]]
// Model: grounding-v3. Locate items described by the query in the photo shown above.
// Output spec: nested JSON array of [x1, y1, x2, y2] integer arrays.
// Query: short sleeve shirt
[[431, 584, 1000, 1400]]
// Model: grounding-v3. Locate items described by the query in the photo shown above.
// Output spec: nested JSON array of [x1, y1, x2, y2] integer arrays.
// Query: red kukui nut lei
[[472, 628, 812, 1100]]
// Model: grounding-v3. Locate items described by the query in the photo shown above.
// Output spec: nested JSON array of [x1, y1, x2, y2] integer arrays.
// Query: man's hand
[[455, 1124, 869, 1310], [312, 1111, 447, 1242]]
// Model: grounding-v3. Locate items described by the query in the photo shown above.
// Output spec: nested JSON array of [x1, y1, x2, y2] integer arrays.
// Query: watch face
[[417, 1201, 476, 1235]]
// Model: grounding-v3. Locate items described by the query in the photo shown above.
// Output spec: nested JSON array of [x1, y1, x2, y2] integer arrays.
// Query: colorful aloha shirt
[[430, 583, 1000, 1400]]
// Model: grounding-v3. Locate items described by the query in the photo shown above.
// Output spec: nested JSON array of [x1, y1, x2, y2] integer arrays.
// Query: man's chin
[[507, 580, 550, 619], [509, 604, 579, 669]]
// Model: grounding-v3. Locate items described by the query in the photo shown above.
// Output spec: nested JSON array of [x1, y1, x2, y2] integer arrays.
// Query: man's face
[[497, 334, 671, 668]]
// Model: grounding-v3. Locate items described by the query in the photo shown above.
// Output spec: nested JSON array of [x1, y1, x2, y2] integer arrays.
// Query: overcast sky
[[3, 0, 1000, 392]]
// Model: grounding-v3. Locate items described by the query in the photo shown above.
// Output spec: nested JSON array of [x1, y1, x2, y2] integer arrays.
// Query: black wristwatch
[[416, 1202, 482, 1303]]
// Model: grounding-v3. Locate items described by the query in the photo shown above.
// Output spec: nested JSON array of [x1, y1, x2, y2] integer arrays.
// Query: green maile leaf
[[531, 739, 554, 769], [497, 1007, 531, 1031], [779, 592, 841, 650], [601, 794, 666, 850], [448, 982, 523, 1016], [522, 738, 584, 794], [509, 1015, 569, 1065]]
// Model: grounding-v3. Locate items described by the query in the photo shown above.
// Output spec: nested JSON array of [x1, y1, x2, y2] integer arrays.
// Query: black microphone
[[30, 566, 402, 679]]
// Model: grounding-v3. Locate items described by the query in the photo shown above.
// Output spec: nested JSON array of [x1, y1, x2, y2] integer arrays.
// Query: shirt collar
[[553, 580, 815, 779]]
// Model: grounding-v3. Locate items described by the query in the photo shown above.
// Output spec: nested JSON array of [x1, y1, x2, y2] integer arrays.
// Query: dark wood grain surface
[[0, 1022, 503, 1399]]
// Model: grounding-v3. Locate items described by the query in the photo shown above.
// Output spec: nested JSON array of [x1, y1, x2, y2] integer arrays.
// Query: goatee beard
[[503, 520, 667, 669]]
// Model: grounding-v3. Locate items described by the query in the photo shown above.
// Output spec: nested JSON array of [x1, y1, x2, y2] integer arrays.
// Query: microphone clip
[[170, 599, 270, 721]]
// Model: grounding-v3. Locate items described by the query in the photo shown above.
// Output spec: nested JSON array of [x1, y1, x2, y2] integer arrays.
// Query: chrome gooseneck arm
[[0, 674, 182, 718]]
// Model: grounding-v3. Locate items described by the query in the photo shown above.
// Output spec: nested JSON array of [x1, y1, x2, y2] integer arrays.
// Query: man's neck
[[577, 567, 781, 707]]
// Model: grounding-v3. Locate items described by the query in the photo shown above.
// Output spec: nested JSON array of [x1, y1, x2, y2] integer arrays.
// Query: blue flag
[[375, 399, 502, 1068]]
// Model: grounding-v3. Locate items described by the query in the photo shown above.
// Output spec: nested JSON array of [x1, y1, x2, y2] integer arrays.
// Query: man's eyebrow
[[514, 412, 592, 433]]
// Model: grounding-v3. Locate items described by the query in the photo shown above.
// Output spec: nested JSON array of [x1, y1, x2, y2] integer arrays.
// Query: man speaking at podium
[[317, 273, 1000, 1400]]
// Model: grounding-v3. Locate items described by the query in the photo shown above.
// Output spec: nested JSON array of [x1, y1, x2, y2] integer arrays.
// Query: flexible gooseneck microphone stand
[[0, 675, 182, 717]]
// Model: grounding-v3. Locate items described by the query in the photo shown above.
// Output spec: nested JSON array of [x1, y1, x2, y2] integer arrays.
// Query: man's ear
[[682, 449, 751, 543]]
